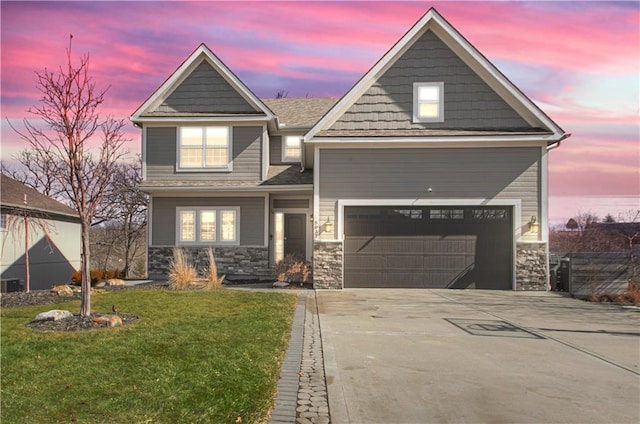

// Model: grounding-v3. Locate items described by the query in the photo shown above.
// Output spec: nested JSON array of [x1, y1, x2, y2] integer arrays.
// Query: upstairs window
[[282, 135, 302, 162], [178, 126, 231, 171], [413, 82, 444, 123]]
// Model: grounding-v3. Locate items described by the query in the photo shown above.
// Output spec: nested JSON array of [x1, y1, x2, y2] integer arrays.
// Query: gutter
[[547, 133, 572, 151]]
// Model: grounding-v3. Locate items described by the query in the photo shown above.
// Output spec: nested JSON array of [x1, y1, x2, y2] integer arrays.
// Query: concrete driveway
[[317, 290, 640, 424]]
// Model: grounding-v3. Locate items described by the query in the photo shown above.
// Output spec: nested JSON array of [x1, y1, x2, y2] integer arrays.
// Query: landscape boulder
[[51, 284, 74, 297], [106, 278, 125, 286], [33, 310, 73, 322]]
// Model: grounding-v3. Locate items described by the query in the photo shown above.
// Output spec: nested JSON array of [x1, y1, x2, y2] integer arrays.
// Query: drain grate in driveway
[[445, 318, 545, 339]]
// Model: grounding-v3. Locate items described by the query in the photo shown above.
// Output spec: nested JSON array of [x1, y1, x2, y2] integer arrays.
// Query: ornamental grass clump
[[168, 247, 197, 290], [205, 247, 225, 290]]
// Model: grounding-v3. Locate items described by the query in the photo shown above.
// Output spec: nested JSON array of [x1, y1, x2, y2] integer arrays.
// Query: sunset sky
[[1, 1, 638, 225]]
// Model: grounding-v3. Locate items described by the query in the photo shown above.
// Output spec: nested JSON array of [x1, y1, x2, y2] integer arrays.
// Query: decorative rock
[[95, 281, 106, 288], [92, 315, 110, 325], [106, 278, 125, 286], [108, 315, 123, 327], [92, 315, 122, 327], [51, 285, 73, 297], [273, 281, 290, 288], [33, 309, 73, 322]]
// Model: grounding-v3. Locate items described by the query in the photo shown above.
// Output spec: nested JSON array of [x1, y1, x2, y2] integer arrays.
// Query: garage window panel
[[429, 209, 464, 220]]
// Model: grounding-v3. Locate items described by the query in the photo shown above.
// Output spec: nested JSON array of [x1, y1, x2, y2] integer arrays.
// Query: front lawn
[[1, 289, 297, 424]]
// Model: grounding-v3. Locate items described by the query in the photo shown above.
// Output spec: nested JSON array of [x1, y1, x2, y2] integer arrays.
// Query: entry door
[[284, 214, 306, 260]]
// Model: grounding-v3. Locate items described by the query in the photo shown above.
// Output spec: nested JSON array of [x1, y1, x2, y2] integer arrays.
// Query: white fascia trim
[[261, 125, 269, 181], [134, 116, 271, 124], [141, 126, 147, 180], [308, 135, 555, 146], [147, 196, 153, 252], [263, 194, 269, 247], [313, 146, 320, 242], [143, 185, 313, 196], [540, 146, 549, 243], [131, 45, 274, 121]]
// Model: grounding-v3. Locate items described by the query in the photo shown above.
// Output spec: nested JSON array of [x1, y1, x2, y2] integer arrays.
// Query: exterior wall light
[[323, 220, 333, 233]]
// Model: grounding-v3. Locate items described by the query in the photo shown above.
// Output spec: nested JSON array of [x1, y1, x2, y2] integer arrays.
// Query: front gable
[[152, 61, 259, 115], [329, 30, 532, 133], [131, 44, 274, 122], [307, 8, 564, 142]]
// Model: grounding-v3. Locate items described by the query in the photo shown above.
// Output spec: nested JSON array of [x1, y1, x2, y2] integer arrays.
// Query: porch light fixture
[[323, 220, 333, 233], [530, 216, 539, 233]]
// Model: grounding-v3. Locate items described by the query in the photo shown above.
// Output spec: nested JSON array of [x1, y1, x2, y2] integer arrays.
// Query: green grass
[[1, 289, 297, 424]]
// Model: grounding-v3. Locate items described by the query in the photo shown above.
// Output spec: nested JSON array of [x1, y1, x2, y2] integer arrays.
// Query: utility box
[[1, 279, 24, 293]]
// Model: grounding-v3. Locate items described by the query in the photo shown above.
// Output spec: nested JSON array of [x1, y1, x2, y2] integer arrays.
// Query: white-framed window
[[177, 126, 232, 171], [177, 207, 239, 245], [413, 82, 444, 123], [282, 135, 302, 162]]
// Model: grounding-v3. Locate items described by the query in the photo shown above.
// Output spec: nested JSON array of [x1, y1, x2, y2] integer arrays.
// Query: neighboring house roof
[[0, 174, 79, 219], [306, 7, 566, 143], [131, 43, 275, 123], [262, 98, 338, 130]]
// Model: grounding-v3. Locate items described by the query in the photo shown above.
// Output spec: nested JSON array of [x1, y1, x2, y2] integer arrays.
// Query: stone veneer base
[[515, 242, 548, 291], [148, 246, 273, 281], [313, 241, 343, 289]]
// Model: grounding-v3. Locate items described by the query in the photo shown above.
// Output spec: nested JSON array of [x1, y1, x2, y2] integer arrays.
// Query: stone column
[[312, 241, 343, 289], [516, 242, 548, 290]]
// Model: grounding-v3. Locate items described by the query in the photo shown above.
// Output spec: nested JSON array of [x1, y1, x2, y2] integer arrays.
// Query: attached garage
[[344, 206, 513, 289]]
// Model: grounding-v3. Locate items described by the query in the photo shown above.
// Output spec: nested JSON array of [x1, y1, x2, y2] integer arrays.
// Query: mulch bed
[[1, 284, 167, 332], [26, 313, 140, 332]]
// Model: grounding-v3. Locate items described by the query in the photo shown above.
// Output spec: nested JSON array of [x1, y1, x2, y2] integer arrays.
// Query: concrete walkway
[[317, 289, 640, 424]]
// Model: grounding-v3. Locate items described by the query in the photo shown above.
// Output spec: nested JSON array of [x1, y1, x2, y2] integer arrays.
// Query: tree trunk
[[80, 221, 91, 316]]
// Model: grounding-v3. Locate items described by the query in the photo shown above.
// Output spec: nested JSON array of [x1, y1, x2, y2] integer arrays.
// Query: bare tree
[[104, 159, 147, 278], [7, 38, 128, 316], [1, 152, 66, 200]]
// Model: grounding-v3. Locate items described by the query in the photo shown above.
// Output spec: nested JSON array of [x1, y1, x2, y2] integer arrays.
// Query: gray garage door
[[344, 206, 512, 289]]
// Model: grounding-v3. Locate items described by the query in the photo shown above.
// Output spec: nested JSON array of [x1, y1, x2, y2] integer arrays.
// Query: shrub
[[204, 247, 225, 290], [71, 269, 125, 285], [274, 254, 311, 285], [168, 247, 197, 290]]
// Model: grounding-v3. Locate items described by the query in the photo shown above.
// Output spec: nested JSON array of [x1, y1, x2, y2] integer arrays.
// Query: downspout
[[547, 133, 571, 151]]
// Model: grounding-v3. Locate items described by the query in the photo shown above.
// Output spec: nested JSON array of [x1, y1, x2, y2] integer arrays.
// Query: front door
[[284, 214, 306, 260]]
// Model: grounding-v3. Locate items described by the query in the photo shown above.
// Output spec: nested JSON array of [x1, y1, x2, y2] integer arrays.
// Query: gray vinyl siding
[[151, 197, 265, 246], [146, 126, 262, 181], [318, 147, 540, 240], [153, 61, 259, 114], [330, 31, 531, 131], [269, 135, 283, 164]]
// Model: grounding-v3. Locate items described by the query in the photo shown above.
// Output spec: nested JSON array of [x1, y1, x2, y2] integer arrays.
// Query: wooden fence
[[568, 252, 631, 297]]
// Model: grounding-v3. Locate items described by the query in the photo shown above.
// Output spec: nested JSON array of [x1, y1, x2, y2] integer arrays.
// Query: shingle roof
[[315, 128, 552, 137], [0, 174, 79, 218], [139, 165, 313, 191], [262, 98, 338, 129]]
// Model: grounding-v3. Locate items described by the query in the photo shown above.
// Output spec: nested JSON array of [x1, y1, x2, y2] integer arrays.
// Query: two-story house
[[131, 8, 568, 290]]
